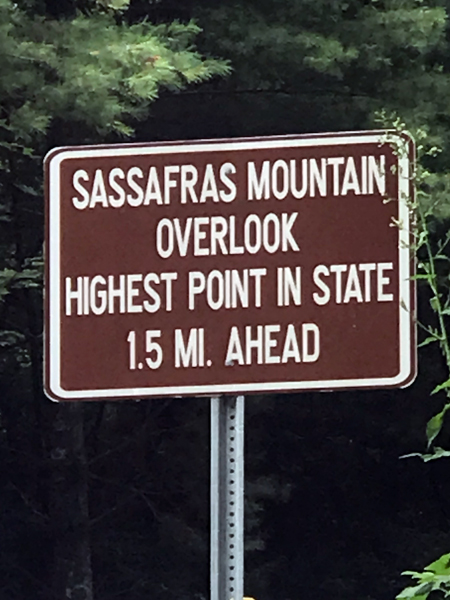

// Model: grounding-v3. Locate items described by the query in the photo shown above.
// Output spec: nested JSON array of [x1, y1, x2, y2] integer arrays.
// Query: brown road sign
[[44, 130, 416, 401]]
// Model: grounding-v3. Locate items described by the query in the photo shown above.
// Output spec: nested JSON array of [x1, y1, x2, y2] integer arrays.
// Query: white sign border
[[45, 131, 415, 401]]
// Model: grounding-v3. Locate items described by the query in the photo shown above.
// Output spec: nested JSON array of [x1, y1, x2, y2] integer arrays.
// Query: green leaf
[[417, 231, 428, 247], [418, 336, 440, 347], [425, 553, 450, 575], [398, 594, 428, 600], [430, 297, 440, 312], [431, 380, 450, 395], [410, 274, 434, 281], [401, 448, 450, 461], [426, 406, 450, 448], [397, 583, 433, 600], [433, 255, 450, 262], [96, 0, 130, 10], [415, 583, 434, 596]]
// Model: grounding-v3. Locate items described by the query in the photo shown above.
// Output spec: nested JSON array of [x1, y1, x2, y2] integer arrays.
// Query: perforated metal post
[[211, 395, 245, 600]]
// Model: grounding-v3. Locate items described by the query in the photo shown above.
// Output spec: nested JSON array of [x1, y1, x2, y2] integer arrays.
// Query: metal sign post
[[211, 396, 245, 600]]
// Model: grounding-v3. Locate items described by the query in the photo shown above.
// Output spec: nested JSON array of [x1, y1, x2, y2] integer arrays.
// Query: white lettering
[[72, 170, 90, 210]]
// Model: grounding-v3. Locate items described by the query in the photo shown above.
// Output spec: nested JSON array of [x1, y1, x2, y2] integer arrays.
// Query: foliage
[[188, 0, 450, 135], [398, 554, 450, 600], [376, 115, 450, 600], [0, 0, 229, 142], [3, 0, 450, 598], [0, 0, 229, 340]]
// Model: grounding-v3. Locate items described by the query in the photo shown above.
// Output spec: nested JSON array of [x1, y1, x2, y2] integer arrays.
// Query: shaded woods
[[2, 0, 450, 599]]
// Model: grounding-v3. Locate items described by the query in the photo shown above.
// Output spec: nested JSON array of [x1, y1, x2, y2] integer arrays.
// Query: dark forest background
[[1, 0, 450, 599]]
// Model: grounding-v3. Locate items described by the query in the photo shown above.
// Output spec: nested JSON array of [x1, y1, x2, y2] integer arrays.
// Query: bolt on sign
[[44, 131, 416, 401]]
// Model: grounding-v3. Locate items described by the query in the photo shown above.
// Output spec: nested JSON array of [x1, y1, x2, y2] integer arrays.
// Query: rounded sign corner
[[397, 129, 415, 147], [44, 375, 79, 402], [399, 364, 418, 389], [43, 382, 64, 403], [44, 146, 72, 168], [381, 129, 415, 155], [388, 358, 417, 390]]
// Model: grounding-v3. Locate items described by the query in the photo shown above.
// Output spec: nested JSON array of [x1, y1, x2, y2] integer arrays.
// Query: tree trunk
[[48, 402, 93, 600]]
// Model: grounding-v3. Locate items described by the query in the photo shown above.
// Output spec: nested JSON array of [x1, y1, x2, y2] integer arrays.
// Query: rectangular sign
[[44, 131, 416, 401]]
